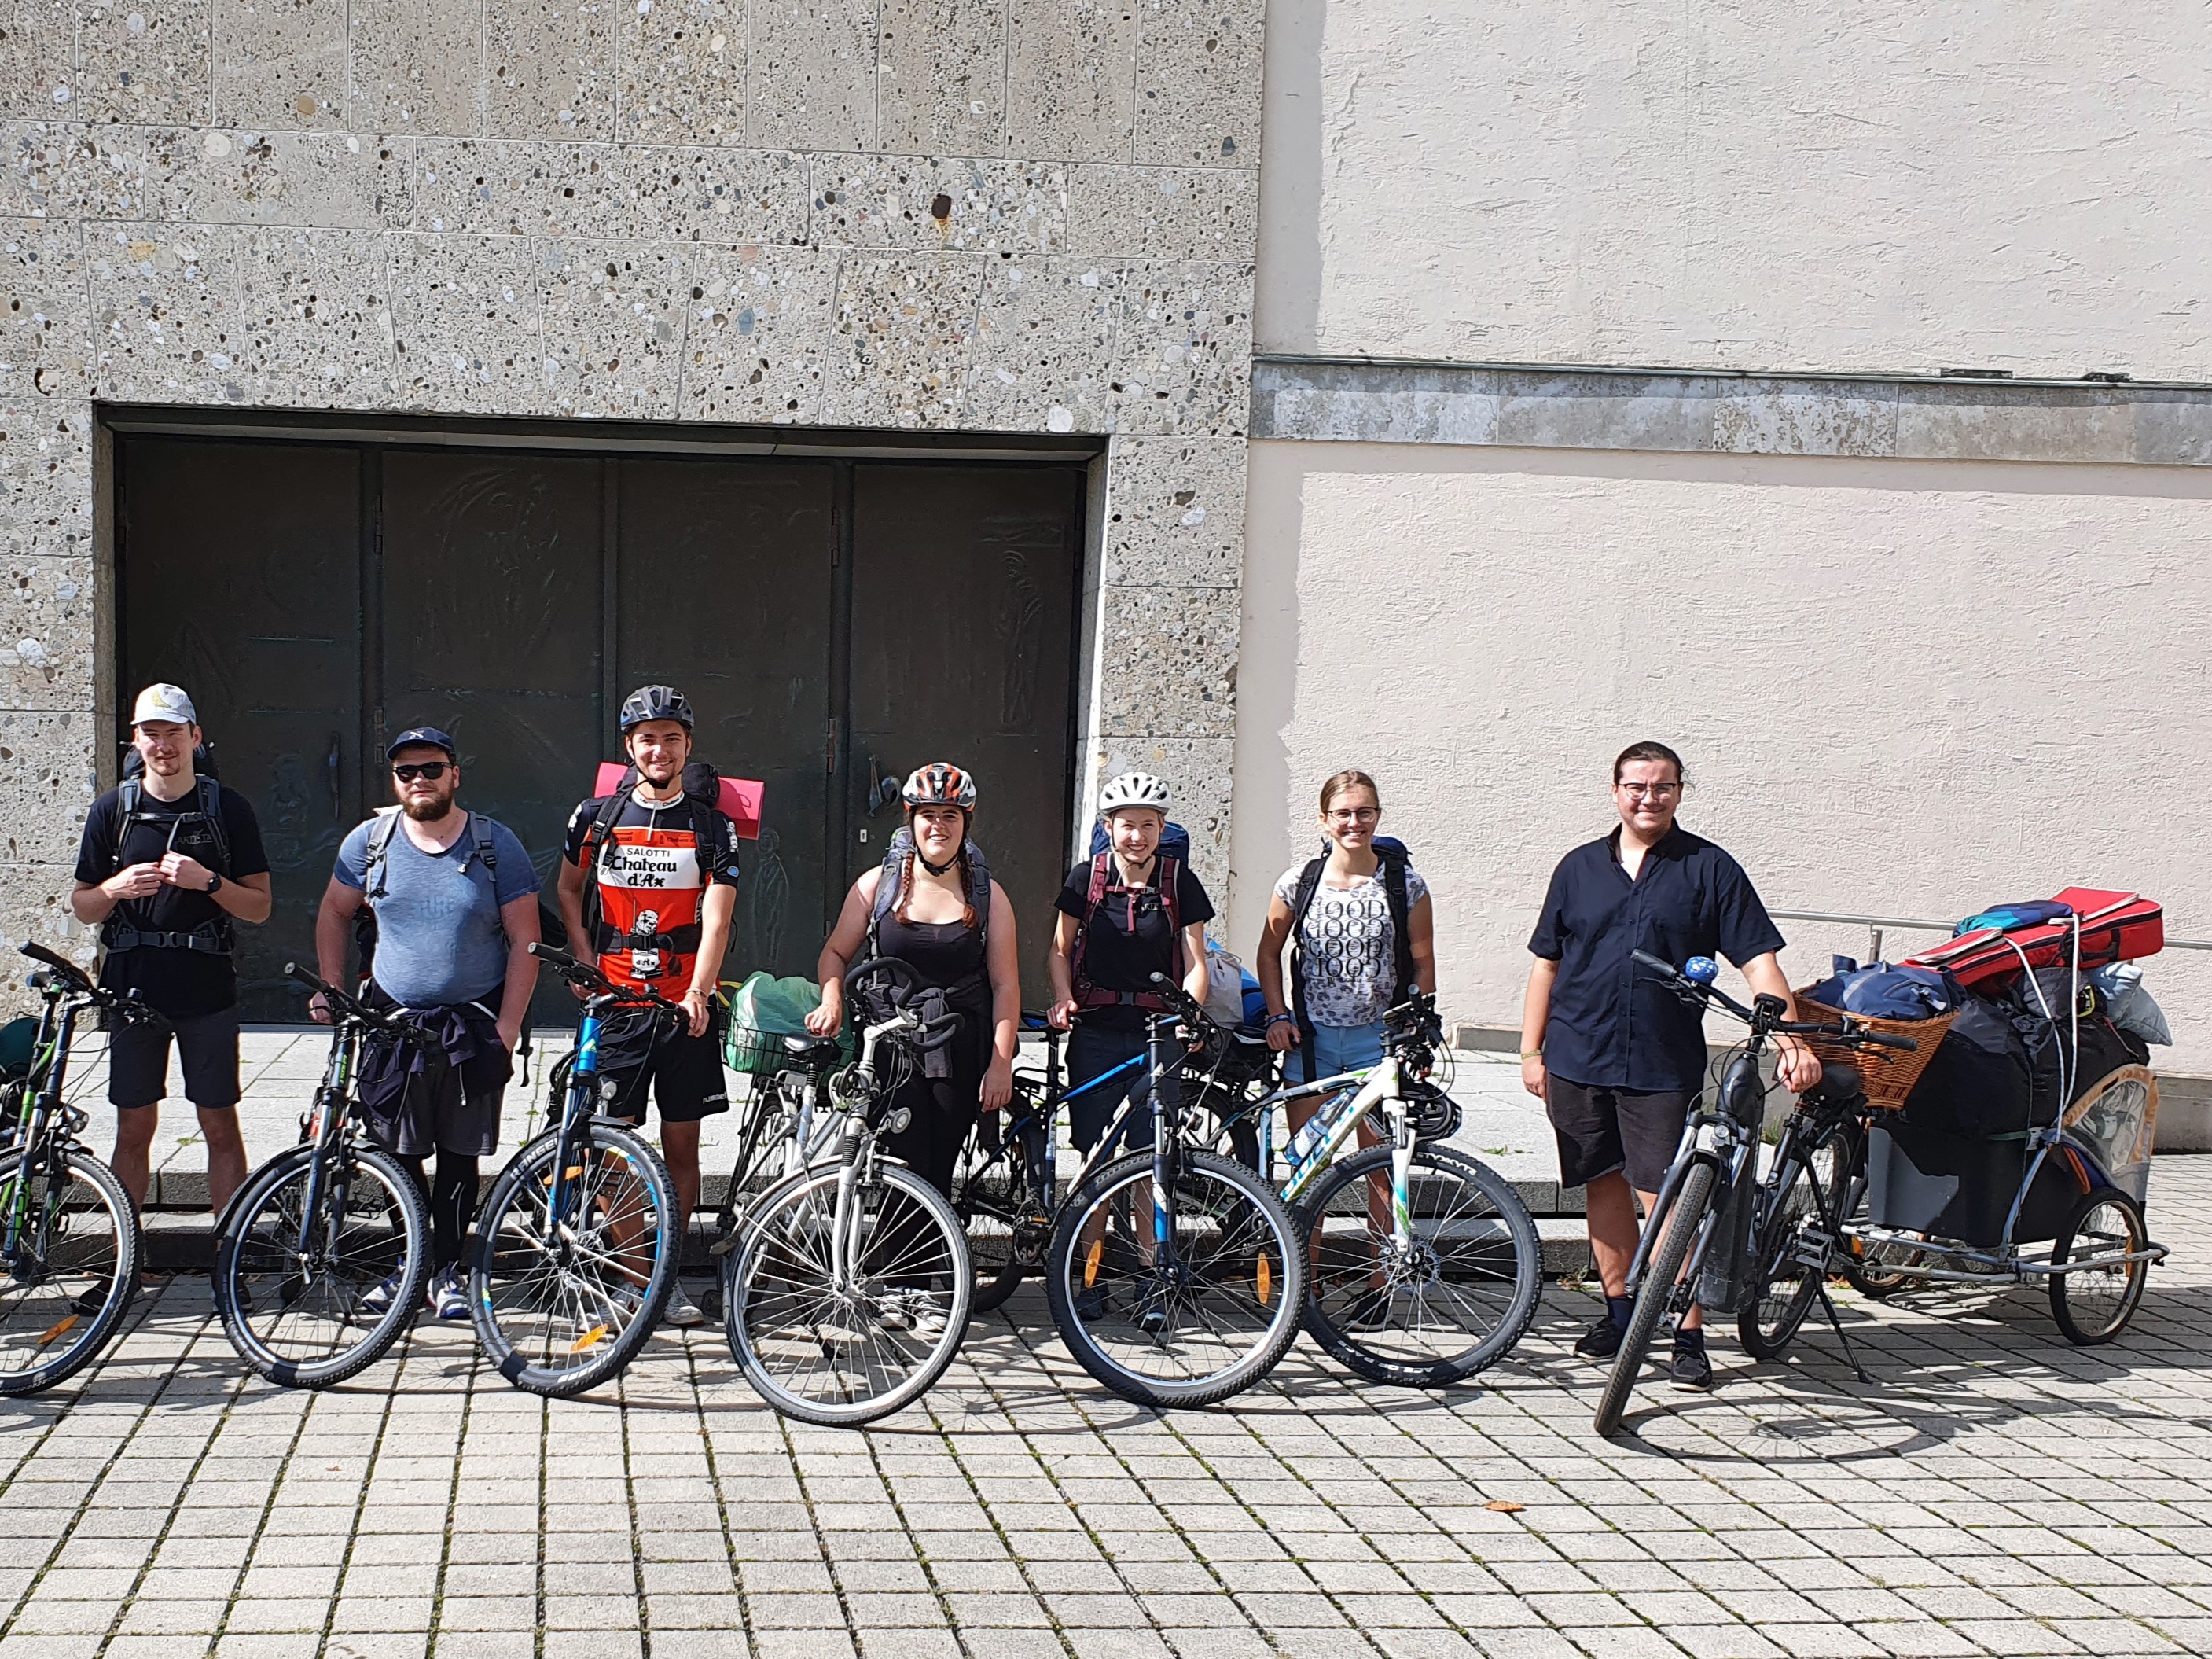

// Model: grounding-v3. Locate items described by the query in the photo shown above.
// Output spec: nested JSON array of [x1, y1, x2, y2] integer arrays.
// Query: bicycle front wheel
[[1594, 1159, 1714, 1438], [1299, 1143, 1542, 1388], [471, 1122, 679, 1398], [727, 1161, 972, 1426], [215, 1142, 431, 1389], [0, 1146, 140, 1396], [1046, 1150, 1304, 1409], [1738, 1125, 1848, 1362]]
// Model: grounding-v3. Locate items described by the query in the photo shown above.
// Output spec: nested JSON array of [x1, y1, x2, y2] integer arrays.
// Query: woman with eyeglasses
[[1255, 771, 1435, 1144]]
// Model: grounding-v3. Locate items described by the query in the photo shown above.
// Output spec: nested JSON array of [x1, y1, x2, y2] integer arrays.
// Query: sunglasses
[[391, 761, 451, 782]]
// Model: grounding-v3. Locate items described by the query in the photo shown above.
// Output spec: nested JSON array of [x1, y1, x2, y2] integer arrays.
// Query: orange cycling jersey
[[564, 792, 740, 991]]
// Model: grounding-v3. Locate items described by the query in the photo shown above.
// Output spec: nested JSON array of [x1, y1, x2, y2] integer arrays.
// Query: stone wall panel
[[0, 7, 73, 123], [538, 238, 686, 417], [75, 0, 214, 127], [1085, 735, 1231, 872], [0, 863, 93, 973], [815, 154, 1062, 252], [1132, 0, 1262, 167], [1003, 0, 1135, 162], [406, 140, 809, 246], [748, 0, 876, 153], [213, 0, 349, 130], [1108, 258, 1250, 436], [0, 415, 92, 561], [821, 252, 983, 428], [232, 226, 399, 406], [1099, 433, 1240, 587], [0, 125, 161, 221], [487, 0, 615, 141], [612, 145, 810, 245], [1065, 164, 1255, 259], [88, 225, 248, 403], [0, 710, 96, 864], [1094, 581, 1236, 738], [385, 232, 545, 412], [680, 244, 836, 422], [965, 256, 1115, 433], [0, 556, 94, 710], [0, 219, 91, 406], [877, 0, 1003, 158], [154, 128, 411, 229], [349, 0, 485, 136], [618, 0, 748, 144]]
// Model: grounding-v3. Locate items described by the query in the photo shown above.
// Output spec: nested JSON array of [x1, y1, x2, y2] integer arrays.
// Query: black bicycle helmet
[[619, 684, 694, 734]]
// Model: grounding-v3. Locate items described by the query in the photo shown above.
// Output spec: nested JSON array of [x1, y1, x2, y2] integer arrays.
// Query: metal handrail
[[1773, 908, 2212, 957]]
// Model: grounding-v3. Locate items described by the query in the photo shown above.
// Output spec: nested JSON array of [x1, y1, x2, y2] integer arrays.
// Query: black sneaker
[[1574, 1313, 1624, 1359], [1669, 1340, 1714, 1392]]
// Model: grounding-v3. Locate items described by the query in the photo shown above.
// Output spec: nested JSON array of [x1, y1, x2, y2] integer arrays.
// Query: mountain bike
[[1222, 991, 1544, 1389], [1044, 974, 1305, 1409], [210, 965, 432, 1388], [0, 943, 148, 1396], [722, 956, 974, 1427], [468, 944, 681, 1397], [1593, 952, 1914, 1436]]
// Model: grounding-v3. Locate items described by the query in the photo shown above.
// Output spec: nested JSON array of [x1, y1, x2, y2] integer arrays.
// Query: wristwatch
[[204, 870, 222, 896]]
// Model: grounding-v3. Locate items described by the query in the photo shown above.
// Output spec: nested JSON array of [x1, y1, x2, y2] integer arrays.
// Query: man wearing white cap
[[69, 684, 272, 1219]]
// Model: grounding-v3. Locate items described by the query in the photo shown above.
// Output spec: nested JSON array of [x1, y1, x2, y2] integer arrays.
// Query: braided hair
[[894, 811, 979, 929]]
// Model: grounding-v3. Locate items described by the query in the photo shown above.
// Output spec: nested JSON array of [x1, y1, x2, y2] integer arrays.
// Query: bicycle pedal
[[1791, 1227, 1837, 1271]]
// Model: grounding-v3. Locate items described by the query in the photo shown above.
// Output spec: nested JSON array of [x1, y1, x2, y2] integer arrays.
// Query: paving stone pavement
[[1, 1138, 2208, 1659]]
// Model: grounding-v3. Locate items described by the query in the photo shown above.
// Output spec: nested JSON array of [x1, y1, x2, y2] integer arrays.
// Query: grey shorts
[[1545, 1076, 1694, 1193]]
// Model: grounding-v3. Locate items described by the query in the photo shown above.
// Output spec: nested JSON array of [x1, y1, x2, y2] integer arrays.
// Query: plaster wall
[[0, 0, 1266, 971], [1232, 439, 2212, 1070], [1255, 0, 2212, 377]]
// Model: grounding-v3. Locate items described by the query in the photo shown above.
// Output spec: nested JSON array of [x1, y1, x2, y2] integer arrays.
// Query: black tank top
[[874, 912, 991, 1079]]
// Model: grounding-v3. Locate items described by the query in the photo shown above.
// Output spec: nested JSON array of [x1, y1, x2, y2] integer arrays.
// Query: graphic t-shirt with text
[[563, 788, 740, 991], [1274, 863, 1429, 1028]]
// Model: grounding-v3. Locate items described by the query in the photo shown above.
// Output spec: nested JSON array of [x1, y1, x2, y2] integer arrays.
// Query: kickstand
[[1813, 1280, 1871, 1384]]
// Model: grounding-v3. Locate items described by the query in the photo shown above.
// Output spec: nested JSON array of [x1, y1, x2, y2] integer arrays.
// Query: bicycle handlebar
[[18, 940, 164, 1024], [1630, 950, 1917, 1052], [284, 962, 428, 1037], [527, 942, 687, 1014], [18, 940, 91, 993], [1146, 971, 1212, 1028]]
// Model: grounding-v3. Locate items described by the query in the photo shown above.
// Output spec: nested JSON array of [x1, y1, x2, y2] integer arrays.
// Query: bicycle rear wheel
[[0, 1146, 140, 1396], [726, 1161, 972, 1426], [471, 1122, 678, 1397], [1738, 1125, 1847, 1362], [952, 1105, 1043, 1315], [1594, 1160, 1713, 1438], [1046, 1149, 1304, 1409], [2048, 1187, 2148, 1344], [215, 1142, 431, 1389], [1299, 1143, 1542, 1387]]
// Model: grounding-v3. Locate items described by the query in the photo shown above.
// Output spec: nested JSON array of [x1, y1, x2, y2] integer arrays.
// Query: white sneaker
[[662, 1281, 706, 1329]]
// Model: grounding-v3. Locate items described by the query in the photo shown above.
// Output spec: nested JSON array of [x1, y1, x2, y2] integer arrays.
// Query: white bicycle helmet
[[1098, 771, 1171, 815]]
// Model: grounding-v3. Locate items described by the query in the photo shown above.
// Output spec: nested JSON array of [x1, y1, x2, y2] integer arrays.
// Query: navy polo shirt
[[1528, 825, 1786, 1094]]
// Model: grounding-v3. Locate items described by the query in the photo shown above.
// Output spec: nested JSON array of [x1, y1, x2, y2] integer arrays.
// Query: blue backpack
[[1086, 818, 1192, 864]]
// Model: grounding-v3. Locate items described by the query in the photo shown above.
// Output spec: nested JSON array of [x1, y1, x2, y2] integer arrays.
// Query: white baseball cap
[[131, 683, 197, 727]]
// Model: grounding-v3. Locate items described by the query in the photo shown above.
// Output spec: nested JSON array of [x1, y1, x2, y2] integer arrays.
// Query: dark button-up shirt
[[1528, 825, 1786, 1093]]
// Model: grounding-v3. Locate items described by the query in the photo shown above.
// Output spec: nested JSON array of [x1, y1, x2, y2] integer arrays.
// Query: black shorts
[[1546, 1076, 1694, 1193], [109, 1005, 241, 1112], [602, 1010, 729, 1126]]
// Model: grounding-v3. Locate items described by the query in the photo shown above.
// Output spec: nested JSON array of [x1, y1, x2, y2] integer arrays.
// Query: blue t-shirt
[[334, 812, 540, 1009]]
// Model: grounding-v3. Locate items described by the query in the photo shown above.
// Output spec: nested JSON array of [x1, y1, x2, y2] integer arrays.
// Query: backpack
[[1087, 818, 1193, 866], [867, 825, 994, 956], [576, 760, 730, 950], [101, 771, 235, 955], [351, 807, 503, 979], [1286, 836, 1417, 1044], [1069, 848, 1186, 1012]]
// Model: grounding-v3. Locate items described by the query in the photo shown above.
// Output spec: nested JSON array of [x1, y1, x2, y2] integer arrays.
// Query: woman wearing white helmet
[[1045, 771, 1214, 1161]]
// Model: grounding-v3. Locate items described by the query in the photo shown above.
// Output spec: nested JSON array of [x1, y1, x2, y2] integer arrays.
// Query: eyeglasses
[[1326, 807, 1380, 825], [391, 762, 451, 782], [1615, 782, 1681, 800]]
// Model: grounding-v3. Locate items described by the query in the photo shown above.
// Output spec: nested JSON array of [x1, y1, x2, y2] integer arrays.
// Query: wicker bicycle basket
[[1790, 989, 1956, 1112]]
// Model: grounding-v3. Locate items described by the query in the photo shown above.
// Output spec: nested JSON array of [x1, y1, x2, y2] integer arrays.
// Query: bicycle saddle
[[781, 1033, 844, 1065]]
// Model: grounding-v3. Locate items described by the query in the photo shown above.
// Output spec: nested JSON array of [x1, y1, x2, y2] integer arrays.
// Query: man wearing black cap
[[312, 727, 541, 1319]]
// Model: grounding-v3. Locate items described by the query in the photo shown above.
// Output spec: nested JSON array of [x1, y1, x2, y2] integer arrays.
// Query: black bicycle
[[1593, 951, 1914, 1436], [209, 966, 434, 1389], [0, 943, 149, 1396], [468, 944, 682, 1397]]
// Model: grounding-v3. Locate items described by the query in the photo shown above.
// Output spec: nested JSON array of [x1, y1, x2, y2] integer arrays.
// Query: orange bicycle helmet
[[902, 762, 978, 811]]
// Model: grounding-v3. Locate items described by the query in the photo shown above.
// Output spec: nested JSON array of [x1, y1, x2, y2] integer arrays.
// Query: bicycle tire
[[1045, 1148, 1304, 1410], [953, 1113, 1040, 1315], [2048, 1186, 2149, 1345], [470, 1121, 679, 1398], [214, 1143, 432, 1389], [1738, 1125, 1846, 1363], [1298, 1143, 1542, 1388], [1832, 1129, 1921, 1297], [726, 1161, 973, 1427], [1594, 1159, 1714, 1438], [0, 1146, 141, 1396]]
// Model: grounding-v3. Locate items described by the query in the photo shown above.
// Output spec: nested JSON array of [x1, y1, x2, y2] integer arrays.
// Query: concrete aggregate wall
[[1233, 440, 2212, 1071], [1256, 0, 2212, 378], [0, 0, 1266, 971]]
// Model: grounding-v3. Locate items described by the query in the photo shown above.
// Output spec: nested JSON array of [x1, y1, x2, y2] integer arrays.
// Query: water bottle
[[1289, 1089, 1352, 1169]]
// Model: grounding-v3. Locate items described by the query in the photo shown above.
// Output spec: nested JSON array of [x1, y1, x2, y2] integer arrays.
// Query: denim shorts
[[1296, 1019, 1385, 1086]]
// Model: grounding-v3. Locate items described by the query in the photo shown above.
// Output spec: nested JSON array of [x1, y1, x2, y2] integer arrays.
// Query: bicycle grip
[[1630, 950, 1679, 978], [915, 1013, 963, 1052], [1865, 1030, 1919, 1052]]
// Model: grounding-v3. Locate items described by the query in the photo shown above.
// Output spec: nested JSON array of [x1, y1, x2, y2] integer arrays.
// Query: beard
[[402, 793, 455, 822]]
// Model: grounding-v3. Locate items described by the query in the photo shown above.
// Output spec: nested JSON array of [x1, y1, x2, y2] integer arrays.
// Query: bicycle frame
[[287, 1015, 369, 1264], [1619, 1050, 1764, 1312], [3, 991, 83, 1260]]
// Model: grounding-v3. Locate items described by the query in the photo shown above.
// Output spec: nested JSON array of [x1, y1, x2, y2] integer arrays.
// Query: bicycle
[[1593, 951, 1914, 1436], [1043, 973, 1306, 1410], [468, 944, 682, 1397], [721, 956, 975, 1427], [1219, 991, 1545, 1389], [0, 943, 149, 1396], [210, 965, 433, 1388]]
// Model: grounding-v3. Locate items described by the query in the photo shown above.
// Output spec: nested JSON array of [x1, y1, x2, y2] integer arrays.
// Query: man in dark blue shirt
[[1520, 741, 1817, 1390]]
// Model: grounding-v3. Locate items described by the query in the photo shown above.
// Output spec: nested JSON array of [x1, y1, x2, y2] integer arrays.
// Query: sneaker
[[906, 1293, 949, 1340], [1344, 1289, 1396, 1333], [1132, 1286, 1171, 1337], [1071, 1285, 1110, 1323], [1574, 1313, 1625, 1359], [360, 1272, 405, 1317], [1669, 1337, 1714, 1392], [662, 1281, 706, 1330], [428, 1266, 468, 1322], [875, 1289, 915, 1331]]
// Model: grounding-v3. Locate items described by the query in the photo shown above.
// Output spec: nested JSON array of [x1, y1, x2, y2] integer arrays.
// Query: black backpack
[[102, 759, 235, 956], [1286, 837, 1417, 1047]]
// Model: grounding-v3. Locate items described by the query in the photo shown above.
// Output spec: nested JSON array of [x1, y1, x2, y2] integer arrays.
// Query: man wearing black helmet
[[557, 685, 740, 1328]]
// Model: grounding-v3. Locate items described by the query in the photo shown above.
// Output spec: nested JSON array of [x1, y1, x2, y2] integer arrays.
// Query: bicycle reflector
[[1685, 957, 1719, 984]]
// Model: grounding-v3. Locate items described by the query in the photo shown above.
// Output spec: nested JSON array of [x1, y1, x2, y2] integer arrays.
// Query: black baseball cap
[[385, 727, 459, 762]]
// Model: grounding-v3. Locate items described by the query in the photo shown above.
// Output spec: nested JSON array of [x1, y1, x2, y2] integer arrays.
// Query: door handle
[[867, 757, 902, 816], [326, 734, 341, 820]]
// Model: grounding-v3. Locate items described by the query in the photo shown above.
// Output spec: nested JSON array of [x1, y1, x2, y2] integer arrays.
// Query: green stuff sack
[[723, 972, 832, 1076]]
